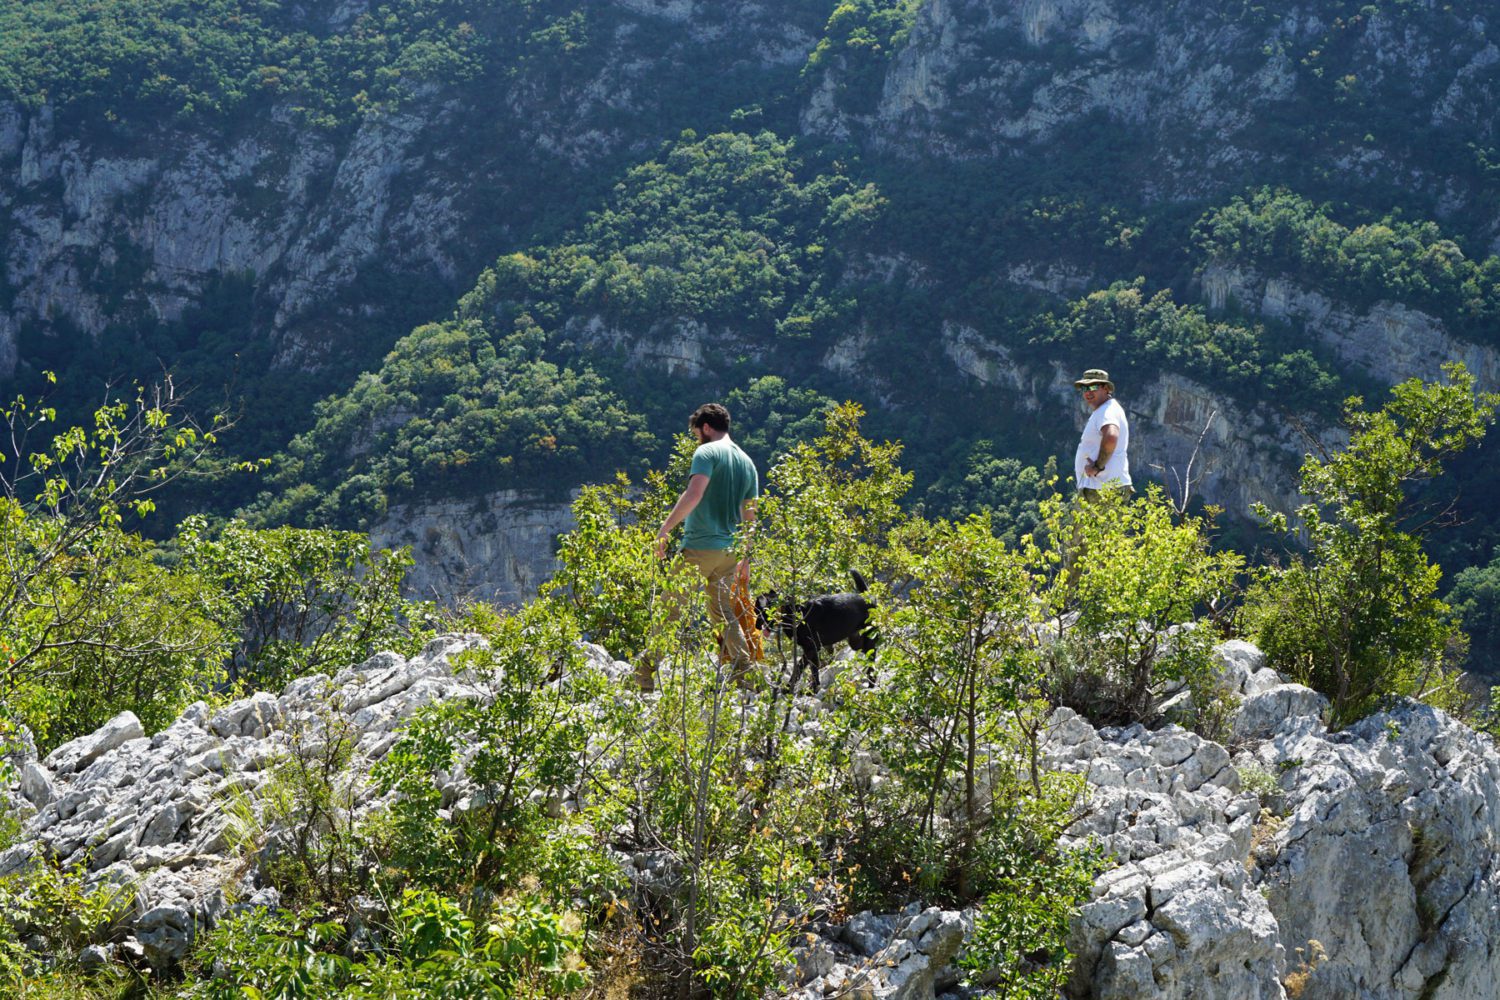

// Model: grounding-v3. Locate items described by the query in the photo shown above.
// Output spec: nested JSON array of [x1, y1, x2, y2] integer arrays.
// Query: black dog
[[756, 570, 878, 696]]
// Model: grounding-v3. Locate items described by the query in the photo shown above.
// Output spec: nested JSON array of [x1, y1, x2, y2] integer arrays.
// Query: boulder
[[43, 712, 144, 775]]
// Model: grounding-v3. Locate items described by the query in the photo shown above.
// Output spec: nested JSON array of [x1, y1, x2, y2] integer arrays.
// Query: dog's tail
[[850, 569, 868, 593]]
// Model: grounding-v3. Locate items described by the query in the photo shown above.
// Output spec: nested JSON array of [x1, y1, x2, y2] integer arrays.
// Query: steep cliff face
[[1202, 261, 1500, 389], [367, 490, 575, 605], [835, 0, 1500, 225], [0, 0, 824, 379]]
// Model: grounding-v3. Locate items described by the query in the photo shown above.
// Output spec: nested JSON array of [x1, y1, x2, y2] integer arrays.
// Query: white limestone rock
[[43, 711, 144, 776], [1231, 684, 1329, 743]]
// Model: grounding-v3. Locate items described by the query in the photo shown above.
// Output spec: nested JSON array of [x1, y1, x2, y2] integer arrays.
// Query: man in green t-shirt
[[651, 402, 759, 690]]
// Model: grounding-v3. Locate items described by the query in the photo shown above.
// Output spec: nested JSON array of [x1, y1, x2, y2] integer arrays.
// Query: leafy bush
[[372, 600, 619, 911], [250, 706, 369, 910], [1030, 487, 1242, 730], [542, 457, 686, 664], [754, 401, 912, 680], [189, 889, 587, 999], [853, 514, 1042, 895], [959, 823, 1104, 1000], [1244, 364, 1497, 726], [178, 515, 428, 692], [802, 0, 922, 114], [0, 383, 234, 751], [0, 858, 135, 990]]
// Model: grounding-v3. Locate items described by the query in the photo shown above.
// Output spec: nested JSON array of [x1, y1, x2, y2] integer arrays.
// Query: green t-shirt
[[681, 436, 759, 551]]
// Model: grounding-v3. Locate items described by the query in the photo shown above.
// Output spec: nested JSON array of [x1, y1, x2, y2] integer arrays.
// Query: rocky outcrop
[[5, 636, 1498, 998], [0, 635, 498, 966], [367, 490, 576, 604], [1201, 262, 1500, 391], [784, 639, 1500, 999], [1055, 641, 1500, 1000]]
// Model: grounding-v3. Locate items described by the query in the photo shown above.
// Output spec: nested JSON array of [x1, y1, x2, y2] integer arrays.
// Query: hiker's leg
[[685, 549, 751, 675]]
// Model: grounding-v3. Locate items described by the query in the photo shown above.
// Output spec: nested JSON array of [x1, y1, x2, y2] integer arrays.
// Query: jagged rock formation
[[839, 0, 1500, 225], [366, 489, 576, 604], [4, 636, 1498, 998], [1201, 261, 1500, 389]]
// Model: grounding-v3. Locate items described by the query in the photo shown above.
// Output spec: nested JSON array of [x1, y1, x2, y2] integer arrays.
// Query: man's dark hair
[[690, 403, 731, 434]]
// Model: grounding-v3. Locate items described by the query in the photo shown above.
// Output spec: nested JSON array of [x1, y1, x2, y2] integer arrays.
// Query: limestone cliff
[[367, 490, 575, 605], [0, 0, 822, 377]]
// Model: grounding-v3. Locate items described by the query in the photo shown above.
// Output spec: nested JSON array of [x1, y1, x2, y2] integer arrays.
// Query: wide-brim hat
[[1073, 368, 1114, 390]]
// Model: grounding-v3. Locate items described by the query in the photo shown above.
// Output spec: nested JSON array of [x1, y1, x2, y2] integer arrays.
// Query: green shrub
[[1030, 488, 1242, 729], [189, 889, 587, 999], [177, 515, 429, 692], [1244, 364, 1497, 726], [371, 600, 619, 912], [0, 858, 135, 990]]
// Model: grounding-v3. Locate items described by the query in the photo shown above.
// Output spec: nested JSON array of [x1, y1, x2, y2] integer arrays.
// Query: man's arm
[[1087, 424, 1120, 477], [656, 474, 709, 560]]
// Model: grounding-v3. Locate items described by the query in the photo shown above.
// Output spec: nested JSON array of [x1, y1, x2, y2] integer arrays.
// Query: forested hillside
[[5, 0, 1500, 616]]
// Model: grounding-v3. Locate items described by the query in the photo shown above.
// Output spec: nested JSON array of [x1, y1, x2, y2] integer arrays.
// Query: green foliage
[[959, 825, 1104, 1000], [189, 889, 587, 999], [372, 600, 619, 911], [803, 0, 922, 114], [849, 514, 1053, 896], [922, 446, 1058, 545], [1245, 364, 1497, 726], [1034, 278, 1342, 414], [622, 652, 835, 993], [722, 376, 838, 466], [251, 706, 368, 910], [0, 0, 588, 126], [1195, 189, 1500, 346], [0, 858, 135, 990], [465, 130, 884, 340], [0, 383, 233, 751], [542, 462, 685, 663], [178, 515, 427, 692], [755, 401, 911, 653], [1447, 550, 1500, 677], [256, 315, 652, 528], [1030, 488, 1242, 729], [876, 516, 1036, 805]]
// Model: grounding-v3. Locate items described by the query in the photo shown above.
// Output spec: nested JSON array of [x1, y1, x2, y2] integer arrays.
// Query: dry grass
[[1283, 939, 1327, 999], [1245, 807, 1285, 874]]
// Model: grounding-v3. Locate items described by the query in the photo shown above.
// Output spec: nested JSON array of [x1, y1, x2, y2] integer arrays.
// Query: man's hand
[[735, 557, 750, 588], [655, 529, 671, 561]]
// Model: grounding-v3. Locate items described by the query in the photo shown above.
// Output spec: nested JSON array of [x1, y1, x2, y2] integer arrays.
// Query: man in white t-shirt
[[1072, 368, 1132, 500]]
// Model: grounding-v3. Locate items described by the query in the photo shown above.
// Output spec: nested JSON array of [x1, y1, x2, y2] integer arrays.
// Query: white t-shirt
[[1075, 397, 1131, 489]]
